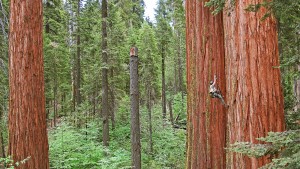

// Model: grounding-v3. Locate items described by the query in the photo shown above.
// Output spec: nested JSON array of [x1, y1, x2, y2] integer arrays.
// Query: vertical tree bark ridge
[[101, 0, 109, 146], [130, 47, 141, 169], [224, 0, 285, 168], [8, 0, 49, 168], [186, 0, 226, 168]]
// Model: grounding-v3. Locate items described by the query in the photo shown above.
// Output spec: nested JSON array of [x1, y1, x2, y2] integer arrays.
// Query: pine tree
[[137, 22, 160, 155], [101, 0, 109, 146], [155, 0, 172, 123], [44, 0, 71, 126]]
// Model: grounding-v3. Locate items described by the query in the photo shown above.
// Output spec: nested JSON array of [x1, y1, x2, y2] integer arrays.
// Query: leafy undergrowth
[[49, 104, 186, 169]]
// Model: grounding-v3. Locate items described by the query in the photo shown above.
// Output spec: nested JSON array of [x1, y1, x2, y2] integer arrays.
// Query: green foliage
[[172, 93, 187, 122], [49, 103, 186, 168], [274, 0, 300, 128], [0, 156, 31, 169], [137, 22, 160, 101], [204, 0, 226, 15], [49, 120, 132, 169], [228, 130, 300, 169]]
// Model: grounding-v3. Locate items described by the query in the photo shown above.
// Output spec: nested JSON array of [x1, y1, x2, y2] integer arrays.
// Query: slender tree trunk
[[76, 0, 81, 106], [177, 31, 183, 95], [62, 92, 65, 116], [146, 88, 153, 155], [0, 109, 4, 158], [72, 66, 76, 111], [186, 0, 227, 168], [224, 0, 285, 168], [53, 62, 57, 127], [168, 100, 174, 127], [8, 0, 49, 167], [110, 69, 115, 130], [93, 90, 96, 116], [161, 44, 167, 123], [295, 65, 300, 111], [53, 87, 57, 127], [0, 130, 4, 158], [174, 61, 178, 92], [101, 0, 109, 146]]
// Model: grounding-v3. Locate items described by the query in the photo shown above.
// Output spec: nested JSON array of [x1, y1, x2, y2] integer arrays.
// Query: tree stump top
[[130, 47, 138, 57]]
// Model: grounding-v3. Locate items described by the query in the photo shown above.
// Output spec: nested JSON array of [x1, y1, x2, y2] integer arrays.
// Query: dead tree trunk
[[224, 0, 285, 168], [8, 0, 50, 167], [186, 0, 227, 168], [130, 47, 141, 169]]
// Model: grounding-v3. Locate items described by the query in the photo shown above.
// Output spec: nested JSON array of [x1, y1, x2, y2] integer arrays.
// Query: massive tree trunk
[[223, 0, 285, 168], [185, 0, 226, 168], [8, 0, 49, 168], [101, 0, 109, 146]]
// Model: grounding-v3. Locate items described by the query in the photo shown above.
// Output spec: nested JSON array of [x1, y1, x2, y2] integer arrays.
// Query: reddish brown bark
[[8, 0, 49, 168], [186, 0, 226, 168], [223, 0, 285, 168]]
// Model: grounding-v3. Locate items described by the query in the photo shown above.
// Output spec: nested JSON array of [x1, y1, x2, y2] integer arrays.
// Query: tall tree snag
[[130, 47, 141, 169], [186, 0, 226, 168], [8, 0, 50, 168], [223, 0, 285, 168], [101, 0, 109, 146]]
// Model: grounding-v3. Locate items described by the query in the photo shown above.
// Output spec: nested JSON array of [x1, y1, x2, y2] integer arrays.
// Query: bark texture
[[223, 1, 285, 168], [185, 0, 226, 168], [101, 0, 109, 146], [130, 47, 141, 169], [8, 0, 49, 168]]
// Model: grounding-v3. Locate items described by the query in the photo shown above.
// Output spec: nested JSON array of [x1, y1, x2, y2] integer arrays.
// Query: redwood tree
[[223, 0, 285, 168], [185, 0, 226, 168], [8, 0, 49, 168]]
